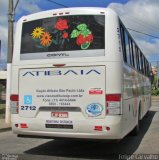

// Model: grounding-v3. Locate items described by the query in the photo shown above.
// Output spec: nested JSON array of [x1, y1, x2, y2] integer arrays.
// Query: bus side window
[[144, 57, 147, 76], [139, 51, 143, 73], [136, 48, 140, 72], [124, 31, 131, 65], [135, 47, 139, 71], [144, 58, 148, 76], [144, 58, 146, 76], [148, 63, 151, 78], [120, 25, 127, 63], [146, 60, 149, 76], [140, 53, 144, 75], [129, 39, 134, 68], [132, 43, 137, 69]]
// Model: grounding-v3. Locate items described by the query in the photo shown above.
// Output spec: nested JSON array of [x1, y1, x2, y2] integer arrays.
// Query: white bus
[[10, 7, 151, 140]]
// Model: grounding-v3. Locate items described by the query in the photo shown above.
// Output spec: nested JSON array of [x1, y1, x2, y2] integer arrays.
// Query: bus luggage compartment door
[[18, 66, 106, 119]]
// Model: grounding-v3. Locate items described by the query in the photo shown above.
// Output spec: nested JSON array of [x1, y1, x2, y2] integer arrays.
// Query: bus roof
[[19, 7, 116, 22]]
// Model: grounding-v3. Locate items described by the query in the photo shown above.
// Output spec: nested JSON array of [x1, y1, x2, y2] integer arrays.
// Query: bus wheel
[[131, 107, 140, 136]]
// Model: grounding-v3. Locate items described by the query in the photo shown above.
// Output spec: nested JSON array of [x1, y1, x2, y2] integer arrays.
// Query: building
[[151, 66, 158, 89], [152, 66, 157, 75], [0, 71, 7, 103]]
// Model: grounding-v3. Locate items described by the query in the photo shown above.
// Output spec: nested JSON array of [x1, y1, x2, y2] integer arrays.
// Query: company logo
[[22, 69, 101, 76], [86, 103, 103, 117], [47, 53, 69, 57], [24, 95, 32, 105], [89, 88, 103, 95]]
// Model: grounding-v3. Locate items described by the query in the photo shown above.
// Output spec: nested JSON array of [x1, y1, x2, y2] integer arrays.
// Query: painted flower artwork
[[31, 27, 53, 48], [54, 19, 69, 31], [31, 27, 44, 39], [62, 32, 69, 39], [31, 19, 94, 50], [71, 24, 93, 49], [53, 18, 69, 46], [22, 15, 105, 55], [40, 32, 52, 47]]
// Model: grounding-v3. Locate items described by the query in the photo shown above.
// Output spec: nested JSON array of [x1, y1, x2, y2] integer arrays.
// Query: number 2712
[[21, 106, 36, 110]]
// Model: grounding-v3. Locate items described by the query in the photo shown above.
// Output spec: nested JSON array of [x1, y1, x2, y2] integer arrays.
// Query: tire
[[145, 110, 149, 118], [131, 107, 140, 136]]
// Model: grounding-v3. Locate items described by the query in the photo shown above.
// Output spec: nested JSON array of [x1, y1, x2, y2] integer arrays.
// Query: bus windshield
[[20, 15, 105, 60]]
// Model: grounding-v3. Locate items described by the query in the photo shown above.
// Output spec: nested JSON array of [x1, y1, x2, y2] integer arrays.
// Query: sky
[[0, 0, 159, 69]]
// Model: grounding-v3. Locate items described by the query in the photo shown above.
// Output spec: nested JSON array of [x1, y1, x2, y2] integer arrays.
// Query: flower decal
[[71, 23, 93, 49], [86, 34, 93, 43], [31, 26, 53, 49], [31, 18, 69, 49], [31, 27, 45, 39], [30, 20, 93, 50], [40, 32, 52, 47], [76, 34, 86, 45], [62, 32, 69, 39], [77, 24, 87, 31], [53, 18, 69, 46], [54, 19, 69, 31]]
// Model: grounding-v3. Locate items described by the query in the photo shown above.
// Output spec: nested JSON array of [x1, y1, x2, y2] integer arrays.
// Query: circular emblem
[[86, 103, 103, 117]]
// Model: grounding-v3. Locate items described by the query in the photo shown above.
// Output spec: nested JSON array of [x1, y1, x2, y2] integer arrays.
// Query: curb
[[152, 99, 159, 102], [151, 96, 159, 102], [0, 127, 11, 133]]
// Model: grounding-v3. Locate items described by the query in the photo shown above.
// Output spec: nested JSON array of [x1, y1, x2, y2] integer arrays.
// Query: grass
[[0, 104, 5, 119]]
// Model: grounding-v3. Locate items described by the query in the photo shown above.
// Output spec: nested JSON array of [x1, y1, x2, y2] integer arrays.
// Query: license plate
[[51, 112, 68, 118], [45, 124, 73, 129]]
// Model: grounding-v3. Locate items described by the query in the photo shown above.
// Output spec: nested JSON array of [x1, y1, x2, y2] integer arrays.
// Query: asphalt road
[[0, 101, 159, 160]]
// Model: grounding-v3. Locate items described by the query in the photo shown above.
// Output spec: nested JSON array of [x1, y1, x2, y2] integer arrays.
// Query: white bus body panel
[[11, 61, 124, 140], [19, 66, 106, 118]]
